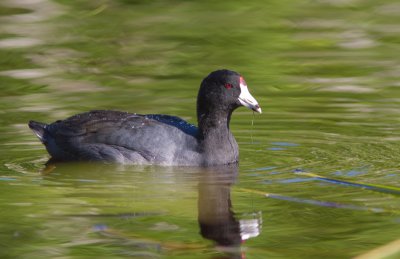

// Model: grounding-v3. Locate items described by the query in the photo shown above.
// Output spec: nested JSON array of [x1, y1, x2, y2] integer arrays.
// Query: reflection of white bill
[[240, 211, 263, 240]]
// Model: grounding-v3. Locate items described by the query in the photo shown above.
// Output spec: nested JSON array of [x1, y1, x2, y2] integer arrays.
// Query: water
[[0, 0, 400, 258]]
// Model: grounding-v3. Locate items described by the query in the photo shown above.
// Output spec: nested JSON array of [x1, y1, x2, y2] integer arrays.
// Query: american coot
[[28, 69, 261, 166]]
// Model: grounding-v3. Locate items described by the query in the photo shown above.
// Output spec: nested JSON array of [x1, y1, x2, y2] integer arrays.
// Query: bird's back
[[30, 110, 201, 165]]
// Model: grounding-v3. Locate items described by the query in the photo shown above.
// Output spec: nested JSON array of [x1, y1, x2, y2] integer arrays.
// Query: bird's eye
[[224, 83, 233, 89]]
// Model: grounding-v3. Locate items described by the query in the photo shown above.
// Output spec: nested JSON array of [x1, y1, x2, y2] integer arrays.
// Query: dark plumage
[[28, 69, 261, 166]]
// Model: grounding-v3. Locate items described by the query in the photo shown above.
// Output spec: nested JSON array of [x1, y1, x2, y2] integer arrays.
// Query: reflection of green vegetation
[[0, 6, 30, 16], [0, 76, 46, 96], [53, 0, 299, 90], [0, 50, 38, 70], [291, 63, 377, 77]]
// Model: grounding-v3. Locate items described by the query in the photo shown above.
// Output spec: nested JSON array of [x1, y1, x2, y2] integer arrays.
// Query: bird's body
[[29, 70, 261, 166], [30, 111, 202, 165]]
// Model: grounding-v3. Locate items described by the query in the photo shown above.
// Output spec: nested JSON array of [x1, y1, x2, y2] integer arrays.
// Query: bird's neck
[[197, 109, 239, 165], [198, 108, 231, 135]]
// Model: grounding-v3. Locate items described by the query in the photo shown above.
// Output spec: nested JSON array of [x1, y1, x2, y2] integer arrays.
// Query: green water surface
[[0, 0, 399, 258]]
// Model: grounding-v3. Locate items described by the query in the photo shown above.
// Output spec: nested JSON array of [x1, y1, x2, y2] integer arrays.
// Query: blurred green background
[[0, 0, 399, 258]]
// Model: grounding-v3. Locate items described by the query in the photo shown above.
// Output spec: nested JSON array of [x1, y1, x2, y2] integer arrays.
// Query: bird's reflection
[[39, 162, 262, 257], [198, 164, 262, 258]]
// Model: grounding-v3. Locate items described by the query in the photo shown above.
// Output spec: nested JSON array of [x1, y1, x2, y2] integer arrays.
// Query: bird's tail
[[28, 120, 48, 143]]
